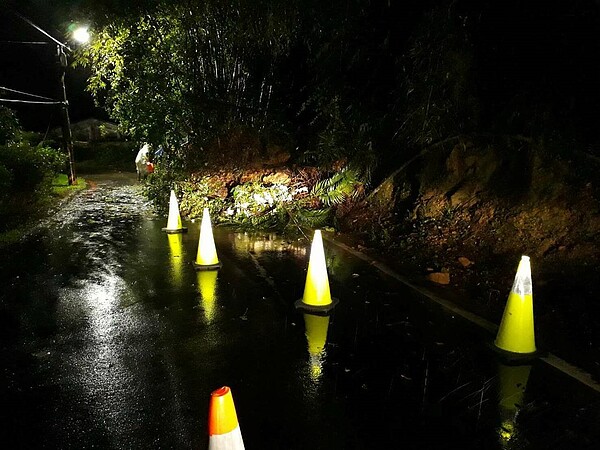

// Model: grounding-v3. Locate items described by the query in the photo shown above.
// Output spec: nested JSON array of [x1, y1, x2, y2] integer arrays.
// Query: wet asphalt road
[[1, 173, 599, 449]]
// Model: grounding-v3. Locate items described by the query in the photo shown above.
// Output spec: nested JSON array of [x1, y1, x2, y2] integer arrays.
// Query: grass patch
[[0, 174, 88, 247], [52, 174, 87, 197]]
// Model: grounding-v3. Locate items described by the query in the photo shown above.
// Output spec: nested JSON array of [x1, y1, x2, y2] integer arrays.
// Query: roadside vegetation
[[0, 106, 83, 245]]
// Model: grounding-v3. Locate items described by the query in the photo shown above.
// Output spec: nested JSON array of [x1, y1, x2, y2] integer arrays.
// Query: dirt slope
[[338, 137, 600, 379]]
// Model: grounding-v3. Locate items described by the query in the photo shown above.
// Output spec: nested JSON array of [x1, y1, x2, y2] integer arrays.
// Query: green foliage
[[311, 167, 362, 206], [1, 107, 67, 231], [0, 143, 67, 231], [287, 206, 331, 229], [299, 95, 378, 182], [179, 179, 227, 220], [0, 107, 20, 145], [75, 141, 138, 173], [76, 0, 296, 157], [226, 182, 293, 229], [397, 6, 479, 149], [0, 144, 65, 195], [148, 168, 362, 232], [231, 182, 292, 217], [143, 166, 184, 215]]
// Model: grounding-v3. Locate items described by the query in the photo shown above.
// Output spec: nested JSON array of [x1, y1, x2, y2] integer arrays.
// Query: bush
[[0, 107, 20, 145], [0, 143, 66, 231], [143, 166, 185, 215], [74, 141, 138, 173]]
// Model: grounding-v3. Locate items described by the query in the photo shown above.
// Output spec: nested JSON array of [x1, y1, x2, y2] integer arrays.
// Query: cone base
[[162, 227, 188, 234], [295, 297, 339, 316], [490, 342, 540, 364], [194, 261, 222, 271]]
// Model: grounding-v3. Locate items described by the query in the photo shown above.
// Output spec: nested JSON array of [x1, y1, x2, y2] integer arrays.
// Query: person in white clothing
[[135, 143, 150, 181]]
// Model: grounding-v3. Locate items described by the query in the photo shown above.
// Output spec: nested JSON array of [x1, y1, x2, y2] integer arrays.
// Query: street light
[[72, 26, 90, 45]]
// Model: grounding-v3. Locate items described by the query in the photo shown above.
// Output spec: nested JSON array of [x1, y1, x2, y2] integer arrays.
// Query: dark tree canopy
[[7, 0, 599, 175]]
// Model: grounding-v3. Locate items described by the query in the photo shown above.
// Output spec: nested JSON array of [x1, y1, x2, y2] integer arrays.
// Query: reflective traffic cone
[[496, 362, 532, 444], [303, 313, 330, 380], [295, 230, 338, 314], [494, 256, 537, 356], [208, 386, 245, 450], [194, 208, 222, 271], [167, 233, 184, 287], [198, 270, 219, 323], [162, 190, 188, 233]]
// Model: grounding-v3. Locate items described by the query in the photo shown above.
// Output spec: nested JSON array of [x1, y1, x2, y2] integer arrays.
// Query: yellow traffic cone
[[294, 230, 338, 314], [496, 362, 532, 444], [194, 208, 222, 270], [167, 233, 184, 287], [208, 386, 245, 450], [198, 270, 219, 323], [304, 313, 330, 381], [162, 190, 188, 233], [494, 255, 537, 356]]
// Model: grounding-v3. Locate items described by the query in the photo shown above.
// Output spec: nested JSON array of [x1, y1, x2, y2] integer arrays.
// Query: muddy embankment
[[338, 137, 600, 378]]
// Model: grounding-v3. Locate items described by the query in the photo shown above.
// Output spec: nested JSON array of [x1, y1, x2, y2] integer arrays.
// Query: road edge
[[323, 233, 600, 394]]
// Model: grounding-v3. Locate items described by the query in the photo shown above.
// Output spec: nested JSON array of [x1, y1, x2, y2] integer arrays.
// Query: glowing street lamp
[[72, 26, 90, 44]]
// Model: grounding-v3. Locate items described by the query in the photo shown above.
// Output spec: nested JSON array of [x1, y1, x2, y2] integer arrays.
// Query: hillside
[[338, 136, 600, 378]]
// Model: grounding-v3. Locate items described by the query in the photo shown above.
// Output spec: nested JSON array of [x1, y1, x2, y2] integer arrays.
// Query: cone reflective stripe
[[198, 270, 218, 323], [294, 230, 338, 314], [194, 208, 222, 270], [208, 386, 245, 450], [162, 190, 188, 233], [167, 233, 184, 287], [494, 256, 536, 355], [304, 313, 330, 380]]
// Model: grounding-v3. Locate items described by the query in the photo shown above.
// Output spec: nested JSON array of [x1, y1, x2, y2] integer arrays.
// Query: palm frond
[[311, 167, 361, 206]]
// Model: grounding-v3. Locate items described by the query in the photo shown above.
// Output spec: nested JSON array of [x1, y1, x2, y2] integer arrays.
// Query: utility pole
[[7, 9, 85, 185], [57, 45, 76, 185]]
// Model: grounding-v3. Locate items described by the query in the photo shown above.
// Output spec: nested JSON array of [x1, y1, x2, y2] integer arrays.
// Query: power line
[[0, 98, 62, 105], [0, 40, 50, 45], [0, 85, 57, 101], [8, 8, 70, 51]]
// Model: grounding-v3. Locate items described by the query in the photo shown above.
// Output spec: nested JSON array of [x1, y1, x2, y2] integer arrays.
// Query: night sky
[[0, 1, 99, 131]]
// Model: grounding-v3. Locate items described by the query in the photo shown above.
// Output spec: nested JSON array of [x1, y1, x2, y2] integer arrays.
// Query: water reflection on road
[[0, 174, 598, 449]]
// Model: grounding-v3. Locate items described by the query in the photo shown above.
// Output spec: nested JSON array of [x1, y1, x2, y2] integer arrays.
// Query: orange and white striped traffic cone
[[208, 386, 245, 450]]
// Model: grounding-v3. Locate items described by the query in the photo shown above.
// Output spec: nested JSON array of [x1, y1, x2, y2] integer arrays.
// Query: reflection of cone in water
[[294, 230, 338, 314], [496, 363, 532, 443], [303, 313, 330, 380], [162, 190, 188, 233], [198, 270, 218, 323], [208, 386, 245, 450], [495, 256, 536, 356], [194, 208, 222, 270], [167, 233, 184, 287]]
